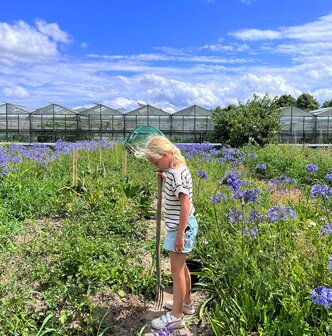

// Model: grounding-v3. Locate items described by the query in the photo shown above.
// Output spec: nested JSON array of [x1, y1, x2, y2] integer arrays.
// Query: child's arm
[[174, 192, 190, 251]]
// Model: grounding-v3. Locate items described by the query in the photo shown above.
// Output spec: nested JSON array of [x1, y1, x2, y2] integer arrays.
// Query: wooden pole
[[122, 148, 127, 177]]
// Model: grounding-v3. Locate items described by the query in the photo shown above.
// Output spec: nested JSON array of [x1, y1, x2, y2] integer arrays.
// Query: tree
[[275, 94, 296, 107], [296, 93, 319, 111], [322, 99, 332, 108], [212, 94, 282, 147]]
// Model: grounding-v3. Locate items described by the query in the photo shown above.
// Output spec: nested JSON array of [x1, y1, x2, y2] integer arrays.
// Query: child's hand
[[174, 235, 184, 252], [156, 171, 166, 181]]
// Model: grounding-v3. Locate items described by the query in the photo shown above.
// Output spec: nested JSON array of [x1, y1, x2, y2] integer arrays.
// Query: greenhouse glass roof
[[32, 103, 78, 115], [310, 107, 332, 116], [126, 104, 170, 116], [80, 104, 124, 116], [172, 105, 211, 116], [0, 102, 33, 114], [280, 106, 312, 117]]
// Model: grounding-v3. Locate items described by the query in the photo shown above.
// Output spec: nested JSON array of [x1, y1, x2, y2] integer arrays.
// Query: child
[[139, 135, 198, 330]]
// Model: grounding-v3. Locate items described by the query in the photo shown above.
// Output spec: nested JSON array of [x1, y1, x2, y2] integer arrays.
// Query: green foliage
[[189, 148, 332, 335], [296, 93, 320, 111], [322, 99, 332, 108], [275, 94, 297, 107], [0, 145, 158, 335], [243, 144, 332, 184], [212, 94, 282, 147], [1, 143, 332, 335]]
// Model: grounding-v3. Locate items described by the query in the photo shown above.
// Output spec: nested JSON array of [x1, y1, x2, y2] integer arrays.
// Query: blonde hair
[[136, 135, 186, 168]]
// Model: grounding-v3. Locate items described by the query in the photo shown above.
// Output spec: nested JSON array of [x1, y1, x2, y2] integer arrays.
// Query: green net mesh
[[121, 125, 165, 151]]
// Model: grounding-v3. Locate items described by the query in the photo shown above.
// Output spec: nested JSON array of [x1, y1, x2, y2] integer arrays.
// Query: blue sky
[[1, 0, 332, 112]]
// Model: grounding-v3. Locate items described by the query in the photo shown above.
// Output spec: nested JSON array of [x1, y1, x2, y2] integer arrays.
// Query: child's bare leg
[[169, 251, 187, 317], [184, 264, 192, 304]]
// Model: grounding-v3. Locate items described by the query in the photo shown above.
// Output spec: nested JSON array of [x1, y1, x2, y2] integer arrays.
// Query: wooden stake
[[122, 148, 127, 177], [72, 149, 78, 186]]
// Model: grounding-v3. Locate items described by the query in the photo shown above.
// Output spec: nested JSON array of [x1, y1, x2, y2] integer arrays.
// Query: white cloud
[[138, 74, 219, 110], [35, 19, 71, 43], [88, 52, 249, 66], [0, 47, 329, 109], [105, 97, 137, 112], [200, 43, 250, 52], [2, 85, 29, 98], [1, 13, 332, 109], [0, 20, 58, 58], [230, 29, 282, 41], [240, 74, 298, 96], [312, 88, 332, 103], [0, 20, 70, 63], [285, 13, 332, 42], [273, 42, 332, 58], [231, 13, 332, 42]]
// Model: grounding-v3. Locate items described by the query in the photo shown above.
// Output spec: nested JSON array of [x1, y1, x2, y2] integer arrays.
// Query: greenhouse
[[309, 107, 332, 143], [1, 101, 332, 144], [31, 103, 79, 142], [279, 106, 316, 143], [0, 102, 214, 143], [171, 105, 213, 141], [79, 104, 125, 140], [0, 103, 33, 141], [124, 104, 171, 133], [279, 105, 332, 143]]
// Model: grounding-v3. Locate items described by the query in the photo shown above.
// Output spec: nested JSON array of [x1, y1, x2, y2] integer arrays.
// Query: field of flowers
[[0, 141, 331, 335]]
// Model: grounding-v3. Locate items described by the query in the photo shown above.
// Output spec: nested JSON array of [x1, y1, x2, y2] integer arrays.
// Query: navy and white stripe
[[164, 166, 194, 231]]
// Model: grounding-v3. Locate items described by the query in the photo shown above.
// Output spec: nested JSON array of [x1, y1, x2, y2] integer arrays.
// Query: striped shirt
[[164, 166, 194, 231]]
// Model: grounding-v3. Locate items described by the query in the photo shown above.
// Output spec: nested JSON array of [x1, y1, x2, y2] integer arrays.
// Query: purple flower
[[176, 142, 216, 162], [197, 169, 208, 180], [310, 286, 332, 308], [256, 163, 267, 170], [232, 188, 261, 204], [310, 184, 332, 199], [319, 224, 332, 236], [244, 227, 258, 240], [0, 140, 115, 176], [218, 147, 244, 165], [226, 209, 243, 223], [305, 163, 319, 172], [325, 173, 332, 182], [210, 192, 226, 204], [267, 205, 296, 223], [269, 176, 297, 186], [223, 172, 245, 193], [248, 153, 258, 159], [152, 327, 188, 336], [328, 256, 332, 270], [247, 210, 266, 224]]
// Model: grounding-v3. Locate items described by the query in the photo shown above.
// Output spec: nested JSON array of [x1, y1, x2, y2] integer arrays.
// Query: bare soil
[[92, 284, 211, 336]]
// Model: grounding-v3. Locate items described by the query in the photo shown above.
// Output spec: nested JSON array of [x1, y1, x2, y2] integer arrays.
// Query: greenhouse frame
[[1, 102, 332, 144], [0, 103, 213, 143], [279, 106, 332, 143]]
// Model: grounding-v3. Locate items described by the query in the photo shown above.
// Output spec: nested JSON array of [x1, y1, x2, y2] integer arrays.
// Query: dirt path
[[141, 287, 209, 336], [91, 283, 210, 336]]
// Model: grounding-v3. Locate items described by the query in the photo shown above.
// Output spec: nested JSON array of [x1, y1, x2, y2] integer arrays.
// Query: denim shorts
[[164, 215, 198, 253]]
